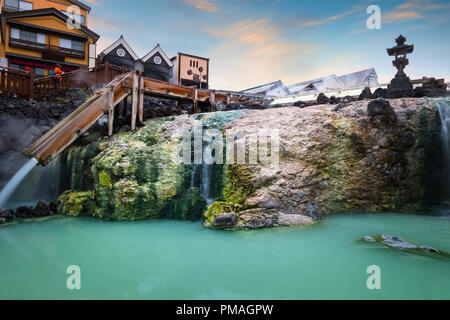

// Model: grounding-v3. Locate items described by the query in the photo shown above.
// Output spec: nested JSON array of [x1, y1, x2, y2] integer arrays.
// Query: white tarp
[[241, 68, 380, 98]]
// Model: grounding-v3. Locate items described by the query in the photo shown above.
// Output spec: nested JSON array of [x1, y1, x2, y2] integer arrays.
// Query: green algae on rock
[[57, 98, 447, 228], [57, 190, 95, 216], [58, 111, 247, 221]]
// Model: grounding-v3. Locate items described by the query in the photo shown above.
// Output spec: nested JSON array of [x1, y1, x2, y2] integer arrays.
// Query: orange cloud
[[84, 0, 99, 5], [205, 18, 277, 44], [384, 11, 421, 22], [384, 0, 450, 23], [396, 1, 415, 9], [204, 18, 315, 90], [300, 6, 361, 27], [183, 0, 219, 12], [89, 15, 120, 31]]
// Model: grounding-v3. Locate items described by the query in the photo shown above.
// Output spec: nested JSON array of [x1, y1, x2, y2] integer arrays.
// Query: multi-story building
[[0, 0, 99, 76]]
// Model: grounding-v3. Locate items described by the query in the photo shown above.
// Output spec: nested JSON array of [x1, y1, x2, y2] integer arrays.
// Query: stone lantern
[[386, 35, 414, 96]]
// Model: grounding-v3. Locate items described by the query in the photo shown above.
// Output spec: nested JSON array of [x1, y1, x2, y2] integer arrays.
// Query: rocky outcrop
[[57, 111, 246, 221], [55, 97, 446, 229], [206, 97, 444, 229]]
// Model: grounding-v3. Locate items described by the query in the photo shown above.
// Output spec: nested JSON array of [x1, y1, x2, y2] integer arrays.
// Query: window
[[9, 63, 45, 75], [5, 0, 33, 11], [61, 11, 86, 26], [10, 28, 45, 46], [71, 40, 84, 51], [59, 38, 84, 52], [19, 0, 32, 10]]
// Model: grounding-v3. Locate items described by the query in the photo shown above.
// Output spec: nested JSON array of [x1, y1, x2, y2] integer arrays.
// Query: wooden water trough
[[24, 71, 255, 166]]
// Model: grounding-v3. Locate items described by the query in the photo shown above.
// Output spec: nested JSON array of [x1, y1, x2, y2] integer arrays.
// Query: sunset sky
[[85, 0, 450, 90]]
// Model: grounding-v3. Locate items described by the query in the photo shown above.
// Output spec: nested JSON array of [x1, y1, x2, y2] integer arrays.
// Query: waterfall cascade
[[437, 99, 450, 193], [436, 98, 450, 216], [201, 139, 214, 205], [0, 158, 38, 208]]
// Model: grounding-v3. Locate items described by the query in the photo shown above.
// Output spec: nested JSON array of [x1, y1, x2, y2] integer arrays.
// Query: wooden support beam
[[193, 88, 198, 114], [210, 91, 215, 112], [131, 72, 138, 131], [138, 75, 144, 122], [107, 86, 114, 136]]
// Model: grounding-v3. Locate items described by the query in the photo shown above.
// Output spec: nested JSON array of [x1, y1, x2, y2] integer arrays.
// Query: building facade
[[0, 0, 98, 75], [171, 52, 209, 88], [97, 36, 174, 82]]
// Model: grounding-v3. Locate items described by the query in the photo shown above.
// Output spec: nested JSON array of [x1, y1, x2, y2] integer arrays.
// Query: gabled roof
[[69, 0, 92, 13], [0, 8, 99, 42], [99, 35, 139, 61], [242, 80, 286, 95], [141, 43, 174, 67], [337, 68, 379, 89]]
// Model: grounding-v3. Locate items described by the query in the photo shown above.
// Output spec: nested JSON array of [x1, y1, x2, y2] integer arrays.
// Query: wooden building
[[97, 36, 173, 82], [140, 44, 173, 82], [170, 52, 209, 88], [97, 35, 139, 72], [0, 0, 99, 75]]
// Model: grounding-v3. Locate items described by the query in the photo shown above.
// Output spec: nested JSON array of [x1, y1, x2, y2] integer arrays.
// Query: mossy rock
[[222, 164, 255, 205], [204, 201, 242, 224], [57, 190, 95, 216], [161, 187, 207, 221]]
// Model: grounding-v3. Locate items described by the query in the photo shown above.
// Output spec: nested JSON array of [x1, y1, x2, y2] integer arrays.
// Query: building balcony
[[8, 38, 85, 60]]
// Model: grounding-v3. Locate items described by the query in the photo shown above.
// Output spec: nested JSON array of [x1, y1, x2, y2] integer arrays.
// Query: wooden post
[[104, 61, 110, 84], [138, 74, 144, 122], [107, 86, 114, 136], [209, 91, 215, 112], [193, 88, 198, 114], [1, 69, 5, 96], [131, 71, 138, 131], [28, 69, 34, 100]]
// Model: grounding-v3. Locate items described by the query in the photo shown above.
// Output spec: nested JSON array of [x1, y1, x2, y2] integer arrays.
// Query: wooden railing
[[0, 66, 34, 98], [88, 62, 128, 86], [33, 62, 129, 98]]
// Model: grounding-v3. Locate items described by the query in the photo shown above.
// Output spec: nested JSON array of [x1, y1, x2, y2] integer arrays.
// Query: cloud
[[94, 36, 116, 54], [383, 0, 450, 23], [205, 18, 278, 44], [384, 10, 421, 23], [89, 15, 120, 31], [204, 18, 316, 90], [182, 0, 219, 12], [84, 0, 99, 5], [299, 6, 361, 27]]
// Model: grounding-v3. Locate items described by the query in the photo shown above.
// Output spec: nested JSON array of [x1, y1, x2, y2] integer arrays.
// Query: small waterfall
[[201, 137, 214, 205], [190, 165, 197, 188], [437, 99, 450, 192], [0, 158, 38, 208]]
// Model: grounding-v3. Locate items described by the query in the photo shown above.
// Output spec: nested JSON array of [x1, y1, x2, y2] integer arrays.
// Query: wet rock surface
[[363, 234, 443, 255], [0, 200, 56, 224], [212, 97, 445, 229]]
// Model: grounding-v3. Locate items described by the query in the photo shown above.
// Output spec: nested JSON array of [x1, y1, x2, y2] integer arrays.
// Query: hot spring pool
[[0, 213, 449, 299]]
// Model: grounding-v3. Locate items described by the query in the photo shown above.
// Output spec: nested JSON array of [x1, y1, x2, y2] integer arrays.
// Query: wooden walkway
[[24, 71, 259, 165]]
